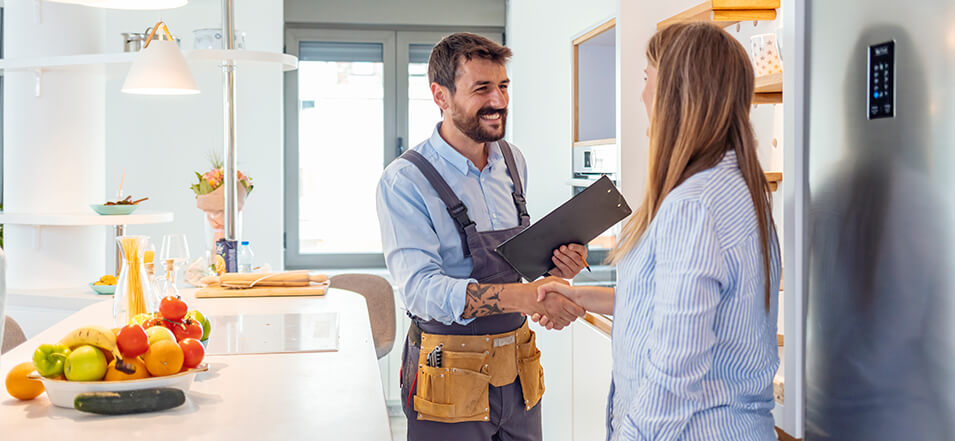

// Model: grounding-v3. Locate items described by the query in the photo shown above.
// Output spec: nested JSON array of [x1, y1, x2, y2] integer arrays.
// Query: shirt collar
[[429, 122, 503, 176], [720, 149, 738, 168]]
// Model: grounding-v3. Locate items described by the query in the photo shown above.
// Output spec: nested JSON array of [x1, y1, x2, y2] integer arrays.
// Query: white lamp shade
[[122, 39, 199, 95], [45, 0, 187, 10]]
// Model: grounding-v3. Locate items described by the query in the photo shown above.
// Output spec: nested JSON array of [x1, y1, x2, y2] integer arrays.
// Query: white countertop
[[0, 288, 392, 441]]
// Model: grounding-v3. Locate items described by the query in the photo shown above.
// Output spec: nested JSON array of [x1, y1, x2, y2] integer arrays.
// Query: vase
[[113, 236, 157, 327], [197, 184, 247, 255]]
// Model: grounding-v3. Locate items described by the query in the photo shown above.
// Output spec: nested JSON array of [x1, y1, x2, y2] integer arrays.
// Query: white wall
[[506, 2, 617, 440], [103, 0, 285, 271], [285, 0, 505, 27]]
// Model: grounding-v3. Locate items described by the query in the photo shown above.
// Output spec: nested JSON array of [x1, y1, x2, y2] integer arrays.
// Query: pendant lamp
[[121, 21, 199, 95], [45, 0, 187, 10]]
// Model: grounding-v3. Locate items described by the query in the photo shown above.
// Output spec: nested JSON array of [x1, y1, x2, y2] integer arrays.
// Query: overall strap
[[498, 141, 530, 225], [400, 150, 474, 256]]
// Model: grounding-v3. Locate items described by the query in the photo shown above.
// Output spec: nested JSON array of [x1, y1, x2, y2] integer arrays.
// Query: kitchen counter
[[1, 288, 392, 441]]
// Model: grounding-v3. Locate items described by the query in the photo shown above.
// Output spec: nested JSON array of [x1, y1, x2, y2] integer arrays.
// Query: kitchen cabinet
[[572, 317, 613, 441]]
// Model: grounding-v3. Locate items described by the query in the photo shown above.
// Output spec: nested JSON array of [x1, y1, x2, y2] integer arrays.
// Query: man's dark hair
[[428, 33, 512, 94]]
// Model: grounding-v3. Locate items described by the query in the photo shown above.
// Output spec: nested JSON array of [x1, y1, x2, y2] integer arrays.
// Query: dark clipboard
[[495, 175, 632, 280]]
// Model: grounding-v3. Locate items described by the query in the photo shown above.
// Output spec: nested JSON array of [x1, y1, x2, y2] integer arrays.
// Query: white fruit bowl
[[32, 364, 207, 409]]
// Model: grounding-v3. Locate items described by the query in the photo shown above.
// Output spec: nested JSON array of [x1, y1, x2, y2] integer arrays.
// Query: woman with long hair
[[536, 22, 781, 440]]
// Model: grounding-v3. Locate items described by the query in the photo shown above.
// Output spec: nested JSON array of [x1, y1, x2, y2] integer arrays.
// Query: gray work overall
[[398, 141, 543, 441]]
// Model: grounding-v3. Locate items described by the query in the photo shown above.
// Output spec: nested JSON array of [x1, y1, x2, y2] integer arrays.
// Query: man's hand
[[532, 282, 584, 330], [548, 244, 588, 279], [523, 278, 584, 330]]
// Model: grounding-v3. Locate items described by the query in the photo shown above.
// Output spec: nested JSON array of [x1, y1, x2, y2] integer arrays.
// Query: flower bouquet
[[191, 155, 253, 250]]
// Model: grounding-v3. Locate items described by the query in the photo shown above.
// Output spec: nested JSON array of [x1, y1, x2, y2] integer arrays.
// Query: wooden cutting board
[[195, 285, 328, 298]]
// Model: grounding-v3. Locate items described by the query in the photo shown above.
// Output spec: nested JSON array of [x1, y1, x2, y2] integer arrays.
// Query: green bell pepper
[[33, 344, 71, 378]]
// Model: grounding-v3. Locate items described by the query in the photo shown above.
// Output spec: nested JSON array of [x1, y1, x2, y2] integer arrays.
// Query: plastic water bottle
[[238, 241, 254, 273]]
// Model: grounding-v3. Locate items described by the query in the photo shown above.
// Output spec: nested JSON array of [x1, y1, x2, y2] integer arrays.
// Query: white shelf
[[0, 211, 174, 226], [0, 49, 298, 73]]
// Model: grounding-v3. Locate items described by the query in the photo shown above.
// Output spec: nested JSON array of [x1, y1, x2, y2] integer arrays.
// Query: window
[[285, 28, 504, 269]]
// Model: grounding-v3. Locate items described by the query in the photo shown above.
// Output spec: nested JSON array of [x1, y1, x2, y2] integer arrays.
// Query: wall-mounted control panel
[[867, 40, 895, 120]]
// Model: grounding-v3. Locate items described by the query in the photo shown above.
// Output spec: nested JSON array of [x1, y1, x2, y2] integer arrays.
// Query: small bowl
[[89, 283, 116, 295], [34, 364, 208, 408], [90, 204, 139, 215]]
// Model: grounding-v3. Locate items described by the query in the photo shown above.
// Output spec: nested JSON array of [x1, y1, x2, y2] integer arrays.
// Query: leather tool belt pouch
[[413, 322, 545, 423]]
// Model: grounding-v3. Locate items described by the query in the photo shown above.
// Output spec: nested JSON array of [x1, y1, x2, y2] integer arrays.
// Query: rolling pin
[[200, 271, 329, 289]]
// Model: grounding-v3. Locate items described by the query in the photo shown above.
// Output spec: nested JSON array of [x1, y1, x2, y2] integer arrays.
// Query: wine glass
[[159, 233, 191, 288]]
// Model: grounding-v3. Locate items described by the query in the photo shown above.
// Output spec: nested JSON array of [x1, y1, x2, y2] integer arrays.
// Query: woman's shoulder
[[659, 153, 760, 246]]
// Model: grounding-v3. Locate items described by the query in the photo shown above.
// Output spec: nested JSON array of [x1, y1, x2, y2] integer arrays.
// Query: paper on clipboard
[[494, 175, 632, 280]]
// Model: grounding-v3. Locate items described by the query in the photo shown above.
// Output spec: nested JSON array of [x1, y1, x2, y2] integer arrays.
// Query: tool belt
[[410, 321, 545, 423]]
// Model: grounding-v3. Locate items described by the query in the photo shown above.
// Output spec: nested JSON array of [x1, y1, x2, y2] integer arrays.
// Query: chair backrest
[[2, 316, 26, 354], [329, 274, 396, 359]]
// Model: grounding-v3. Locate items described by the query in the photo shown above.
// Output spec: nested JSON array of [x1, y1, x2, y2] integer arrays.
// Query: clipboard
[[495, 175, 632, 280]]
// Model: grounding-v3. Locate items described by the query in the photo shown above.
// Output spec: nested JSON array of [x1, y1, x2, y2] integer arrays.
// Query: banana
[[58, 325, 135, 374]]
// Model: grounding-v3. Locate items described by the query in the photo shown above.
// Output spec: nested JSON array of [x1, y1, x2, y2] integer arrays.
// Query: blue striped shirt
[[609, 151, 781, 441]]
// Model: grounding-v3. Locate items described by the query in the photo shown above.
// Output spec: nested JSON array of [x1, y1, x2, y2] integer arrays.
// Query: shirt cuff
[[448, 277, 478, 324]]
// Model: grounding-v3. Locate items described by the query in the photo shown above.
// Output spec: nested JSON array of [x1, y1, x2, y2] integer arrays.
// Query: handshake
[[521, 277, 588, 331]]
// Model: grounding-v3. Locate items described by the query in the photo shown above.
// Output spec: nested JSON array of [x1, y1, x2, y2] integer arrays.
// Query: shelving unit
[[657, 0, 780, 30]]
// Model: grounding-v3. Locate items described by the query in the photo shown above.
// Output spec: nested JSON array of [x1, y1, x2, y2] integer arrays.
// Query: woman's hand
[[548, 244, 588, 279]]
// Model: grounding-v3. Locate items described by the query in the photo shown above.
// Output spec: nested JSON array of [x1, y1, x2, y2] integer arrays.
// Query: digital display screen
[[867, 41, 895, 120]]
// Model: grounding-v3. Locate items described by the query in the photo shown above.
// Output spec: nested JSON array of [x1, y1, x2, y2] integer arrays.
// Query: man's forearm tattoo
[[462, 284, 504, 318]]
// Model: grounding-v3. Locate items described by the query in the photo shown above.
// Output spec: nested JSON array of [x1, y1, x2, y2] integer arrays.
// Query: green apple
[[186, 310, 211, 341], [64, 345, 108, 381], [146, 325, 176, 345]]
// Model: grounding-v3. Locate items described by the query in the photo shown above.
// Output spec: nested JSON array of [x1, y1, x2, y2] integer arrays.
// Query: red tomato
[[116, 324, 149, 358], [171, 319, 202, 342], [143, 318, 161, 329], [159, 296, 188, 321], [179, 338, 205, 369], [162, 319, 180, 333]]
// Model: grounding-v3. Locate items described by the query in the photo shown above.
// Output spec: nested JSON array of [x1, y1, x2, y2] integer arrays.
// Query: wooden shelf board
[[713, 0, 780, 9], [658, 1, 778, 30], [766, 171, 782, 192], [753, 92, 783, 104], [755, 72, 782, 93], [573, 138, 616, 148]]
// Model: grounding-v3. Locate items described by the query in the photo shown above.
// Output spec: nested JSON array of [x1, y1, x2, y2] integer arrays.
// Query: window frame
[[284, 27, 503, 269]]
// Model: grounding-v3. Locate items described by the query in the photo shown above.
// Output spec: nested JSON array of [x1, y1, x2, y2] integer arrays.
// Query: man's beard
[[451, 104, 507, 143]]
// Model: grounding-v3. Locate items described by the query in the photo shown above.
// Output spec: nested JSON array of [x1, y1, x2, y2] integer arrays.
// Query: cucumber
[[73, 388, 186, 415]]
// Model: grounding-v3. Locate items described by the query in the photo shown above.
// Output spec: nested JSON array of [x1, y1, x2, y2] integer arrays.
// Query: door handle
[[396, 136, 405, 156]]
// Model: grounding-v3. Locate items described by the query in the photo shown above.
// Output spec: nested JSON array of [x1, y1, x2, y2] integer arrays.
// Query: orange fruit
[[143, 340, 183, 377], [104, 358, 150, 381], [214, 255, 226, 275], [5, 362, 44, 400]]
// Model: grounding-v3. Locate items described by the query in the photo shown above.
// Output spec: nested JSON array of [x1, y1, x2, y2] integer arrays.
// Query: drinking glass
[[160, 234, 191, 293]]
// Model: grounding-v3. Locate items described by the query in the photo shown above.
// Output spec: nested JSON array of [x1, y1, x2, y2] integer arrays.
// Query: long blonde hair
[[608, 22, 775, 309]]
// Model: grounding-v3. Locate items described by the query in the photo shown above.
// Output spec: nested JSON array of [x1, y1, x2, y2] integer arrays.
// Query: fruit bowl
[[89, 283, 115, 295], [33, 364, 208, 409], [90, 204, 138, 215]]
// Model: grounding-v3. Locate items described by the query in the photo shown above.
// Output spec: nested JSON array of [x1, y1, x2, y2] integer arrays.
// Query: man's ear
[[431, 83, 451, 112]]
